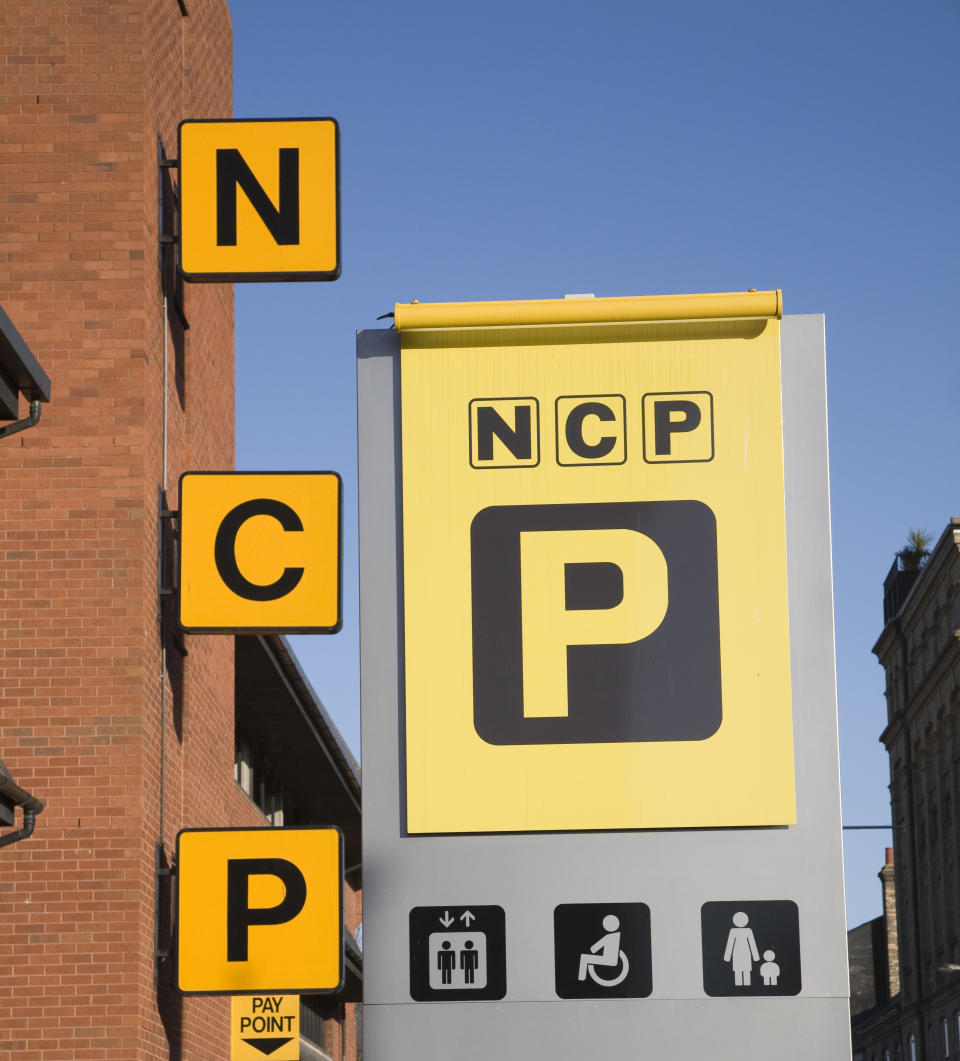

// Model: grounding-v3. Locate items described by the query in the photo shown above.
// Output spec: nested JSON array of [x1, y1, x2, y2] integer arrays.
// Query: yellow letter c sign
[[178, 472, 341, 633]]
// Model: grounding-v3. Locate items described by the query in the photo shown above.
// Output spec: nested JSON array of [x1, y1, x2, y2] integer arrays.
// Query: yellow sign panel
[[177, 827, 342, 995], [178, 118, 340, 282], [179, 472, 341, 634], [398, 295, 795, 832], [231, 995, 300, 1061]]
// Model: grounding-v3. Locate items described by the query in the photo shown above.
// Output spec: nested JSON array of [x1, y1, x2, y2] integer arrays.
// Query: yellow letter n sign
[[178, 118, 340, 282]]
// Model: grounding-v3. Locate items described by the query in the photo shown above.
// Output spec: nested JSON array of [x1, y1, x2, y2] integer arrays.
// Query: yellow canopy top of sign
[[393, 289, 782, 331]]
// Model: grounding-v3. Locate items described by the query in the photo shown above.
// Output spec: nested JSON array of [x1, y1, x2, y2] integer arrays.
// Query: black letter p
[[227, 858, 307, 962]]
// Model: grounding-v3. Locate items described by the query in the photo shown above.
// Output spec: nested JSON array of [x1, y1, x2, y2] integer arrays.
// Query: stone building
[[0, 3, 360, 1060], [853, 520, 960, 1061], [850, 849, 902, 1060]]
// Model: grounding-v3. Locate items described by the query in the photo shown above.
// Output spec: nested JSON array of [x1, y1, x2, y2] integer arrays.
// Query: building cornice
[[880, 636, 960, 749]]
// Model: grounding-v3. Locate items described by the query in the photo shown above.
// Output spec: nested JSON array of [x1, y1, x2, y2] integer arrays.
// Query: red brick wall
[[0, 3, 259, 1059]]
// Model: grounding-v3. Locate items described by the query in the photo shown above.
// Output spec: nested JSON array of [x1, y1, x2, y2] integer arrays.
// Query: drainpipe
[[0, 758, 44, 849], [0, 804, 42, 849], [0, 398, 42, 440]]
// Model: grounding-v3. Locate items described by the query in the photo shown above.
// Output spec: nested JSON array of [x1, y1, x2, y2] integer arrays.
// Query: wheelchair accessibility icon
[[554, 901, 651, 998], [578, 914, 630, 988]]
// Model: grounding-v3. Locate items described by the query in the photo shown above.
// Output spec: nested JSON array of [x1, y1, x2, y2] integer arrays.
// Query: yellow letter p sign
[[177, 827, 343, 995]]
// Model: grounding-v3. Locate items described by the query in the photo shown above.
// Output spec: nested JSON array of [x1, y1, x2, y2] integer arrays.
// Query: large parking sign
[[397, 297, 794, 833], [357, 302, 850, 1061]]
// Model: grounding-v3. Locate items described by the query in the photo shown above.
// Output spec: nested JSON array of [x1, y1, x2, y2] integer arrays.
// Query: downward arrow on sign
[[242, 1038, 294, 1057]]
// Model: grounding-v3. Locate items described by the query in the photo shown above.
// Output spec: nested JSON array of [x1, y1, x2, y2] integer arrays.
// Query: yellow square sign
[[177, 827, 343, 995], [178, 118, 340, 282], [178, 471, 341, 634], [397, 300, 795, 833], [231, 996, 299, 1061]]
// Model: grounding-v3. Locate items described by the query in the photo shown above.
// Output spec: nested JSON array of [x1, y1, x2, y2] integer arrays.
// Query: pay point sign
[[177, 827, 343, 995], [396, 292, 795, 833], [178, 472, 341, 634], [231, 995, 300, 1061], [178, 118, 340, 282]]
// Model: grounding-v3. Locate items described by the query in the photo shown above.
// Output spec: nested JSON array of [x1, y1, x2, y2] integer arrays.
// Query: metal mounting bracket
[[154, 842, 177, 982]]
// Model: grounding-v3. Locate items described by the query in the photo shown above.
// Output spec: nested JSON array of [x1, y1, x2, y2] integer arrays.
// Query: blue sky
[[226, 0, 960, 929]]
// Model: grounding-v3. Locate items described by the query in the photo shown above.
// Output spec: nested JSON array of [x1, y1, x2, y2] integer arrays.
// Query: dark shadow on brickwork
[[164, 617, 186, 745], [158, 139, 188, 412], [168, 299, 187, 413], [158, 489, 186, 743], [155, 843, 183, 1061]]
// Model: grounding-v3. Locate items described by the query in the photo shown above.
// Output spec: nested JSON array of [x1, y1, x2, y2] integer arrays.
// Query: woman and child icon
[[723, 911, 780, 987]]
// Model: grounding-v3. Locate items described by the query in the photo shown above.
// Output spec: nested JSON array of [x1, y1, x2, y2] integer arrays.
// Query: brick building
[[0, 3, 359, 1060]]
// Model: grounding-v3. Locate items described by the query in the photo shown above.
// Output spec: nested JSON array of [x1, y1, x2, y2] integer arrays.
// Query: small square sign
[[178, 118, 340, 283], [231, 995, 299, 1061], [554, 902, 652, 999], [700, 900, 801, 996], [469, 397, 540, 468], [176, 827, 343, 995], [641, 391, 714, 463], [409, 905, 506, 1001], [555, 394, 626, 466], [178, 471, 341, 634]]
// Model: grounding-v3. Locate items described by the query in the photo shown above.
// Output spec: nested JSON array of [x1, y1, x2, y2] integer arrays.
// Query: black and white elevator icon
[[470, 500, 721, 745]]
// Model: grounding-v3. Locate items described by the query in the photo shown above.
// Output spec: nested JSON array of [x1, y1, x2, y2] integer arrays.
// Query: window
[[909, 1032, 918, 1061], [944, 1017, 951, 1057], [300, 995, 326, 1050], [885, 1049, 891, 1061], [234, 727, 292, 825], [235, 731, 254, 795]]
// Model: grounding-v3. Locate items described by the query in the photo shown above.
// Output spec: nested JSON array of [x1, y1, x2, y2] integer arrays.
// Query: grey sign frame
[[357, 316, 850, 1059]]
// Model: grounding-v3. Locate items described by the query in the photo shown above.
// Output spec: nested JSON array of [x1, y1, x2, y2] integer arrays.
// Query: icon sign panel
[[409, 905, 506, 1001], [701, 900, 801, 997], [177, 827, 343, 995], [178, 118, 340, 282], [179, 471, 341, 634], [399, 312, 795, 833], [554, 902, 652, 999], [231, 995, 300, 1060]]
